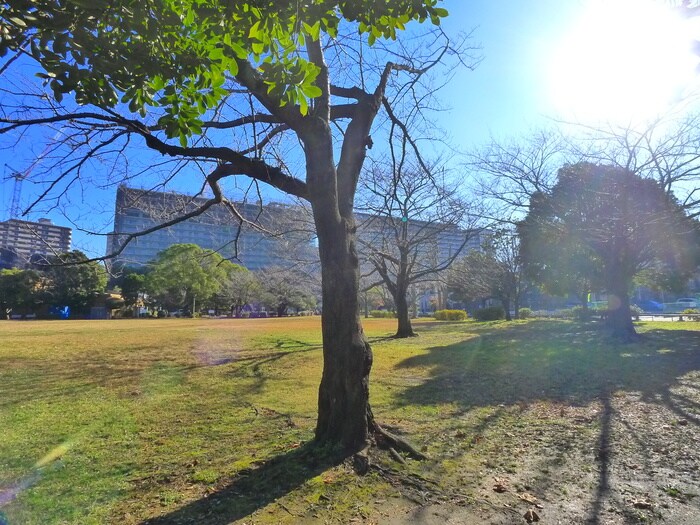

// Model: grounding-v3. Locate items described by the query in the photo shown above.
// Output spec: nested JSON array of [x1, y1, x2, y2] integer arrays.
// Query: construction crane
[[9, 167, 25, 219], [4, 129, 64, 220], [5, 163, 29, 220]]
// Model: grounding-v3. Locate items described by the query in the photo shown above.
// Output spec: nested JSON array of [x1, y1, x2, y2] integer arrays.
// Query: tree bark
[[502, 297, 512, 321], [393, 283, 416, 338], [313, 205, 373, 454], [605, 274, 637, 341]]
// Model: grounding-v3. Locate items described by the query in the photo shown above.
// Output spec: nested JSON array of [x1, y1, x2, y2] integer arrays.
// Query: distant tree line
[[115, 244, 317, 318], [0, 244, 319, 319]]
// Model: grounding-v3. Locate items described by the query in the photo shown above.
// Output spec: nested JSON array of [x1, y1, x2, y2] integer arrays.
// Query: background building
[[0, 218, 71, 268], [108, 186, 316, 271], [108, 186, 486, 279]]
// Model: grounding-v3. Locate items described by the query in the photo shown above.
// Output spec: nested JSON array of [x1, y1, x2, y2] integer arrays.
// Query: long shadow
[[140, 442, 338, 525], [393, 321, 700, 522], [395, 321, 700, 411], [587, 393, 612, 525]]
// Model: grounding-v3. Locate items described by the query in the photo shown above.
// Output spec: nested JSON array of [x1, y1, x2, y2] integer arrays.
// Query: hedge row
[[434, 309, 468, 321], [370, 310, 396, 318], [472, 306, 505, 321]]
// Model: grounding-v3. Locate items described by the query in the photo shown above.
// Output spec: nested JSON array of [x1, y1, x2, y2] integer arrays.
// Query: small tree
[[217, 265, 260, 317], [145, 244, 229, 313], [258, 267, 317, 317], [119, 272, 147, 314], [358, 161, 479, 337], [519, 163, 700, 340], [447, 229, 525, 320], [41, 251, 108, 314]]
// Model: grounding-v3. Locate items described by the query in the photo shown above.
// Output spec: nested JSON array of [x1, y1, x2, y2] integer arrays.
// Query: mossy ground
[[1, 318, 699, 524]]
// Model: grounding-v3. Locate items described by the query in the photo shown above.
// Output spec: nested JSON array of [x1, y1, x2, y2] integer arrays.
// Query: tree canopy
[[519, 162, 700, 339], [1, 0, 448, 144], [40, 250, 108, 311], [0, 268, 42, 317], [145, 243, 236, 312]]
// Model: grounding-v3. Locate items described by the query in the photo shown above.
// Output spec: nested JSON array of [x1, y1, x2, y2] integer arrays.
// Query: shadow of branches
[[395, 322, 700, 414], [140, 442, 338, 525]]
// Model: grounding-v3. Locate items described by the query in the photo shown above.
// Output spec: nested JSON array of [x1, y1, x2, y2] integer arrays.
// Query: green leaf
[[298, 95, 308, 116], [303, 21, 321, 41], [150, 76, 165, 91], [248, 21, 261, 40], [301, 84, 322, 98], [208, 47, 224, 60]]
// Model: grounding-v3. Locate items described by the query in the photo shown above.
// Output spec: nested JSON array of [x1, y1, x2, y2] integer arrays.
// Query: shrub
[[518, 307, 533, 319], [472, 306, 505, 321], [571, 306, 592, 321], [370, 310, 395, 318], [434, 309, 467, 321], [680, 308, 700, 321]]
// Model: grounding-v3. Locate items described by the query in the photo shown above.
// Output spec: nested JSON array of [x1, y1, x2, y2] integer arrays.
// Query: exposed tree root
[[350, 406, 429, 474], [371, 421, 428, 460]]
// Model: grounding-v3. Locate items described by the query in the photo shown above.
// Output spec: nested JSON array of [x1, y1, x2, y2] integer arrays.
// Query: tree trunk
[[606, 282, 637, 341], [502, 297, 512, 321], [393, 284, 415, 338], [313, 203, 373, 454]]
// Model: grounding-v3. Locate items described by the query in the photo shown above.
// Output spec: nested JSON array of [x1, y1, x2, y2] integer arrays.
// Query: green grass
[[0, 317, 698, 524]]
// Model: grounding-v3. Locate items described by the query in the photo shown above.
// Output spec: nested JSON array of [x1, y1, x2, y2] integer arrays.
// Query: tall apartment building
[[108, 186, 316, 271], [108, 186, 486, 275], [0, 218, 72, 268]]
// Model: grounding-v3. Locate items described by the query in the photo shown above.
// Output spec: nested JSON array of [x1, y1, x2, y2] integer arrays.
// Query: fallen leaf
[[629, 497, 653, 509], [518, 492, 538, 504], [493, 477, 509, 493], [524, 508, 540, 523]]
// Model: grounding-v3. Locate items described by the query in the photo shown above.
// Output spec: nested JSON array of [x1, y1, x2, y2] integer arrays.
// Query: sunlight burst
[[549, 0, 700, 124]]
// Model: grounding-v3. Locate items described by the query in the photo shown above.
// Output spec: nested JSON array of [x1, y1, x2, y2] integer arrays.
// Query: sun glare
[[549, 0, 700, 124]]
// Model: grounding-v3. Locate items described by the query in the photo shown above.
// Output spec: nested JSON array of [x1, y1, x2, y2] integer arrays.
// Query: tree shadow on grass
[[394, 321, 700, 524], [140, 442, 338, 525], [394, 321, 700, 413]]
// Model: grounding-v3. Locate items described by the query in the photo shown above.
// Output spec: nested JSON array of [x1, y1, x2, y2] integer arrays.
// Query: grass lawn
[[1, 317, 699, 524]]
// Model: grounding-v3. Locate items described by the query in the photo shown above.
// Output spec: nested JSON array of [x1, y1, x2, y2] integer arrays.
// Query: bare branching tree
[[447, 228, 526, 320], [465, 128, 573, 224], [357, 157, 482, 338], [569, 113, 700, 218]]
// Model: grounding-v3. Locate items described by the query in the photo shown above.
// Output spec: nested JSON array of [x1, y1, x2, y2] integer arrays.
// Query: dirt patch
[[363, 384, 700, 524]]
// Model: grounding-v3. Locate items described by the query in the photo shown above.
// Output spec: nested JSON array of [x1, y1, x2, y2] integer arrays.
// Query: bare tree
[[569, 112, 700, 218], [465, 128, 573, 224], [447, 228, 525, 320], [357, 158, 481, 337]]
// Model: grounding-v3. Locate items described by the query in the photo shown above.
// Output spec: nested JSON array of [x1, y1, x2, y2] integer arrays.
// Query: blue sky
[[2, 0, 699, 257]]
